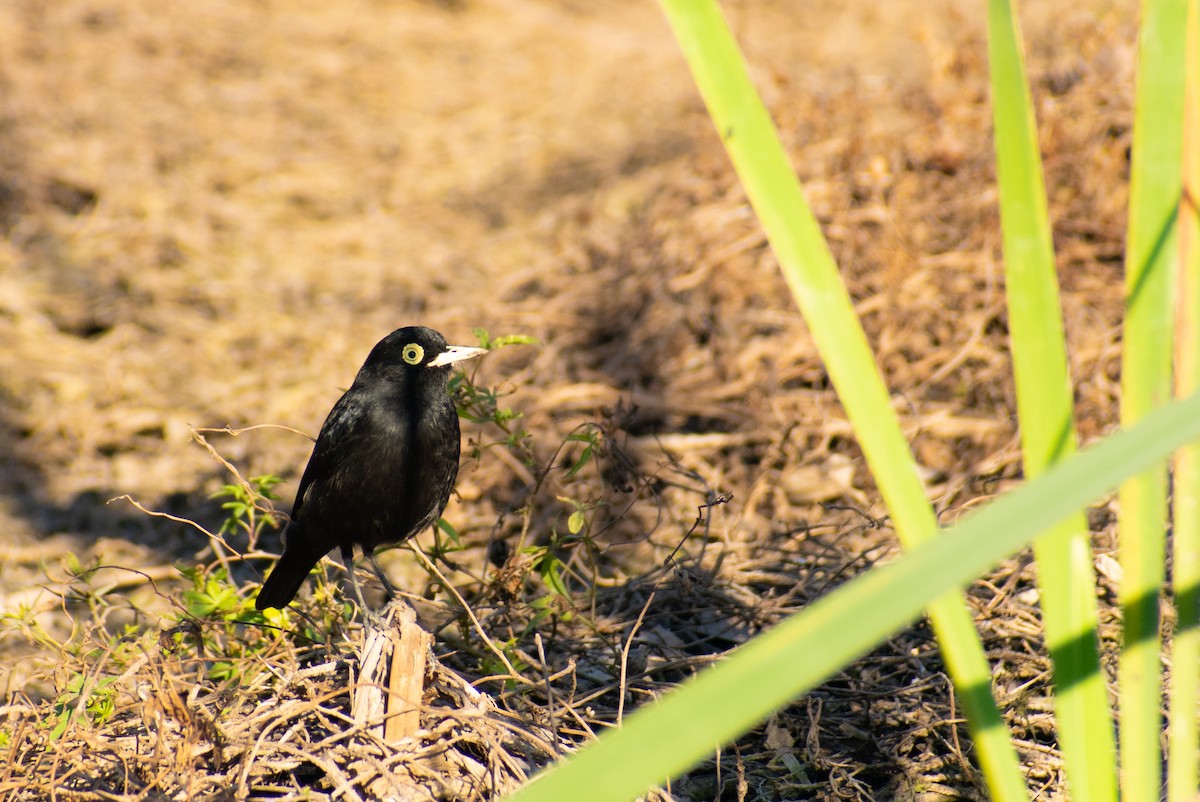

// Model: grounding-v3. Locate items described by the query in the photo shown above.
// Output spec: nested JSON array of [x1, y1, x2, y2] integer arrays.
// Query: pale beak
[[427, 345, 488, 367]]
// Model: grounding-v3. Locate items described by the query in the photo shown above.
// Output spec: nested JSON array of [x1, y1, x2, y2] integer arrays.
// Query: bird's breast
[[346, 393, 461, 551]]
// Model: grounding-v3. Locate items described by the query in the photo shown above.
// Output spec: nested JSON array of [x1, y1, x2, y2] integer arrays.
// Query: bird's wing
[[288, 392, 370, 522]]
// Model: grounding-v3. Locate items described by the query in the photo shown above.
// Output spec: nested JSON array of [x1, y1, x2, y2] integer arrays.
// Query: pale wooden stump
[[350, 600, 431, 743]]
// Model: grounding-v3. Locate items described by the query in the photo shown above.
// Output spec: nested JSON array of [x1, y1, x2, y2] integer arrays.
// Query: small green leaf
[[47, 710, 69, 741], [489, 334, 540, 348], [537, 554, 571, 598], [568, 509, 586, 535], [250, 474, 283, 499], [209, 483, 240, 501], [566, 445, 594, 479], [436, 517, 462, 546], [494, 407, 523, 423]]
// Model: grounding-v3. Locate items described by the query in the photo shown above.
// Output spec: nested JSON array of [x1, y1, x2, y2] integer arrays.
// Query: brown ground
[[0, 0, 1137, 799]]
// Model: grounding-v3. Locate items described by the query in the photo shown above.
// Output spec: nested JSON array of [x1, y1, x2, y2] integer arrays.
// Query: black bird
[[255, 326, 486, 612]]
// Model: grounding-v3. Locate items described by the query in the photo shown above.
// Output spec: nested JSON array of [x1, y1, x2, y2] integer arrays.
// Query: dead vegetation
[[0, 0, 1138, 799]]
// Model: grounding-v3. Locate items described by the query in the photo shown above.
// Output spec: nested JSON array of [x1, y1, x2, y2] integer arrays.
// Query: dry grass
[[0, 0, 1137, 799]]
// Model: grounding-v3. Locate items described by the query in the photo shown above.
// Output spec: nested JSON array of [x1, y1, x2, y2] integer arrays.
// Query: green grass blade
[[654, 1, 1027, 795], [1119, 0, 1187, 797], [1168, 4, 1200, 799], [986, 1, 1117, 797], [506, 391, 1200, 802]]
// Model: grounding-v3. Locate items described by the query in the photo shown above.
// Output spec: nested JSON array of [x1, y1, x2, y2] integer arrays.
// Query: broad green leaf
[[987, 0, 1116, 795]]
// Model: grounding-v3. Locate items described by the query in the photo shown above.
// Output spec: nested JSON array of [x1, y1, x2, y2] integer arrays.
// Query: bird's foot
[[360, 606, 389, 631]]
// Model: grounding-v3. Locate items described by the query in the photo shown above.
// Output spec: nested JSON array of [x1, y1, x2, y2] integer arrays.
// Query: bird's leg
[[365, 551, 397, 601], [339, 544, 371, 616]]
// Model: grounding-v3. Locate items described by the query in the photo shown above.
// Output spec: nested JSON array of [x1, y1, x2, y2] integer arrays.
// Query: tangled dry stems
[[1, 464, 1124, 800]]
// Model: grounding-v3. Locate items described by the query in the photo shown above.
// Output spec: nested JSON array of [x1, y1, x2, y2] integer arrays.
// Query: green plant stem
[[1118, 0, 1187, 797], [985, 0, 1116, 797], [1168, 3, 1200, 799]]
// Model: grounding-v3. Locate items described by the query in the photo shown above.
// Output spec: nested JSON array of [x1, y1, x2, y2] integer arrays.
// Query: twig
[[534, 633, 560, 754], [108, 494, 238, 578], [617, 589, 656, 725], [411, 548, 528, 686]]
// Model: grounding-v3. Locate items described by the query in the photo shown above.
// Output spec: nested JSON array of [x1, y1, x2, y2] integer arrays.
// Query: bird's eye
[[402, 344, 424, 365]]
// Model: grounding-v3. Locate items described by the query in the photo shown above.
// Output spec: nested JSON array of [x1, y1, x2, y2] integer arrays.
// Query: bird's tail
[[255, 532, 325, 610]]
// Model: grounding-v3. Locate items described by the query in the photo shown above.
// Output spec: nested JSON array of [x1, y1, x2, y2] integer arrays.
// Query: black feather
[[255, 326, 485, 611]]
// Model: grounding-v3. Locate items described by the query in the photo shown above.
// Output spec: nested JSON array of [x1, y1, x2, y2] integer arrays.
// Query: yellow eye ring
[[402, 343, 424, 365]]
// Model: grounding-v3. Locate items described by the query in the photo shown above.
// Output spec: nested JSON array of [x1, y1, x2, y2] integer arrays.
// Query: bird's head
[[364, 326, 487, 377]]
